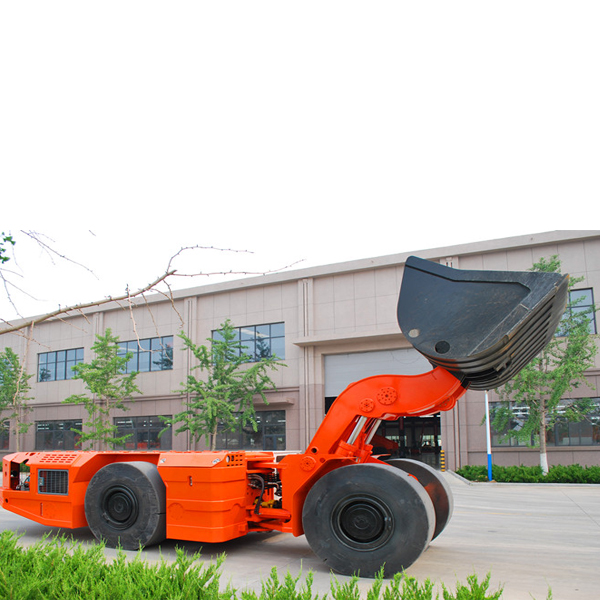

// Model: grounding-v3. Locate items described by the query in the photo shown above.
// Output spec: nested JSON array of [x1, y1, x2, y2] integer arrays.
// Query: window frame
[[113, 415, 172, 451], [491, 398, 600, 447], [35, 419, 83, 450], [37, 348, 84, 382], [216, 410, 286, 451], [0, 420, 9, 450], [213, 322, 285, 362], [560, 288, 597, 335], [118, 335, 174, 374]]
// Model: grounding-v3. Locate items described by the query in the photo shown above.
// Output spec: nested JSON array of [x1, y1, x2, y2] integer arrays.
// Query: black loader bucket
[[398, 256, 569, 391]]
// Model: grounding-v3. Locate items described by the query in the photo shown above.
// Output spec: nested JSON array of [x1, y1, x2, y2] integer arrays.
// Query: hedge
[[455, 463, 600, 483]]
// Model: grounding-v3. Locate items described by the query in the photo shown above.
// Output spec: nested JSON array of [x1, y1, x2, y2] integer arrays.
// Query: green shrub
[[0, 530, 545, 599], [454, 465, 489, 482], [240, 567, 324, 599], [493, 465, 543, 483], [0, 531, 229, 600], [443, 573, 503, 600], [456, 463, 600, 484]]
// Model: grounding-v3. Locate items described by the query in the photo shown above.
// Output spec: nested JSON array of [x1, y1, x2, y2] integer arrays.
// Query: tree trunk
[[539, 402, 549, 476], [211, 422, 218, 451], [14, 414, 20, 453], [102, 396, 109, 451]]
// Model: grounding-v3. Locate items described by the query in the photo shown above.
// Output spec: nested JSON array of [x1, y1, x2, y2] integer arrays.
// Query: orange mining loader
[[1, 257, 568, 576]]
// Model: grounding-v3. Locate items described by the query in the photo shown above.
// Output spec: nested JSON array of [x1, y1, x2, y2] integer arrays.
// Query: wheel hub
[[333, 495, 394, 550], [102, 486, 139, 530]]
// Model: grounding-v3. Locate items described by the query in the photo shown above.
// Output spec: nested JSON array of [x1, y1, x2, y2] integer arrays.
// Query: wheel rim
[[332, 495, 394, 551], [101, 485, 139, 530]]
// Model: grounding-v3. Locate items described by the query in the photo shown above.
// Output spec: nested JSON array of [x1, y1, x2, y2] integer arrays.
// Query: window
[[38, 348, 84, 382], [558, 288, 596, 335], [35, 420, 82, 450], [118, 336, 174, 373], [114, 415, 172, 450], [0, 421, 9, 450], [491, 398, 600, 447], [570, 288, 596, 334], [213, 323, 285, 361], [216, 410, 286, 451]]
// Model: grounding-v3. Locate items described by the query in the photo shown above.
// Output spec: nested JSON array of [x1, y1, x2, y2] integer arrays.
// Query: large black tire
[[84, 461, 166, 550], [302, 463, 435, 577], [386, 458, 453, 540]]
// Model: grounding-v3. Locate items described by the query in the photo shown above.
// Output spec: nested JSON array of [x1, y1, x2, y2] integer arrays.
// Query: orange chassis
[[1, 368, 465, 545]]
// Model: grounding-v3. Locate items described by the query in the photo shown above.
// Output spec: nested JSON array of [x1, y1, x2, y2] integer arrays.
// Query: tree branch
[[1, 241, 304, 337], [0, 270, 176, 336], [20, 230, 97, 277]]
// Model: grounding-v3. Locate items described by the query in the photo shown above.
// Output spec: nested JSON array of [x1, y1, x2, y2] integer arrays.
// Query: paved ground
[[1, 472, 599, 599]]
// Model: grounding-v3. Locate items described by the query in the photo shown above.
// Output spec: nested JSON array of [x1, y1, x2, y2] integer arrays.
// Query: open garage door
[[324, 349, 441, 467], [374, 414, 442, 468], [324, 348, 431, 400]]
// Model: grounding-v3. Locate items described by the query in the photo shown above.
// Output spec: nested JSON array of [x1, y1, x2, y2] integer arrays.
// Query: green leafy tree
[[0, 347, 33, 452], [63, 329, 141, 450], [0, 232, 15, 265], [492, 256, 598, 474], [165, 320, 284, 451]]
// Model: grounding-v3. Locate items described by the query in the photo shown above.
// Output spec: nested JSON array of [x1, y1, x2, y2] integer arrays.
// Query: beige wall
[[2, 230, 599, 468]]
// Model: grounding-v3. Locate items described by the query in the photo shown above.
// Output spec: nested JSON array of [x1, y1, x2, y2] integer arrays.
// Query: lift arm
[[305, 367, 465, 458], [277, 255, 568, 535], [277, 368, 467, 534]]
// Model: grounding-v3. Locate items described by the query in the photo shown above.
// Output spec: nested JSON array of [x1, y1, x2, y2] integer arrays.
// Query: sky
[[2, 2, 599, 321]]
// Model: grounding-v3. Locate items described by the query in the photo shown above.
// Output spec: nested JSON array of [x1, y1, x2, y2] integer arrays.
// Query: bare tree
[[1, 231, 302, 338]]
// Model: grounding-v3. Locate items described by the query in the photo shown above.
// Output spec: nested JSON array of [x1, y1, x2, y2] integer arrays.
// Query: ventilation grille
[[38, 453, 79, 465], [226, 452, 245, 467], [38, 470, 69, 495]]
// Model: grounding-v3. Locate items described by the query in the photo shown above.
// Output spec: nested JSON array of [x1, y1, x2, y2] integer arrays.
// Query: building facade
[[1, 230, 599, 471]]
